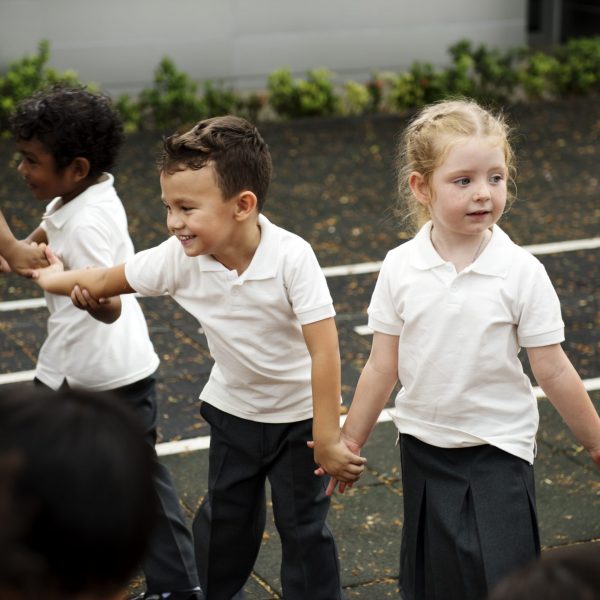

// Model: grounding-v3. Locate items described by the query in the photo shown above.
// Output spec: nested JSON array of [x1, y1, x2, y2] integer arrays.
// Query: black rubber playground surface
[[0, 96, 598, 598]]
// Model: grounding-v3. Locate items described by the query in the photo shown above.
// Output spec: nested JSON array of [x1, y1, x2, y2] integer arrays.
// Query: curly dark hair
[[159, 115, 272, 211], [9, 84, 125, 180]]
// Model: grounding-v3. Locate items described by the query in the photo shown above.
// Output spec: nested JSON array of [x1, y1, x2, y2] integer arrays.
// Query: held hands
[[71, 283, 113, 321], [0, 240, 49, 277], [307, 432, 366, 496], [31, 245, 65, 283]]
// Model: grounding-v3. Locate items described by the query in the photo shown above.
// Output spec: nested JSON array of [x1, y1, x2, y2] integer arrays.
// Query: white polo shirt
[[368, 221, 565, 463], [37, 174, 159, 391], [125, 214, 335, 423]]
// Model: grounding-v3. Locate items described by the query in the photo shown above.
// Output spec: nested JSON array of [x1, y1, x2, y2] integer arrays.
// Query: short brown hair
[[159, 115, 273, 211]]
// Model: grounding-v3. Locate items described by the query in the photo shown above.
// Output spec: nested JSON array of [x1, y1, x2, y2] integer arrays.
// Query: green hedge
[[2, 36, 600, 135]]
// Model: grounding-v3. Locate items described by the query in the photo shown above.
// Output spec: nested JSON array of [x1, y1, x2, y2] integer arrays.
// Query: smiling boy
[[33, 115, 365, 600]]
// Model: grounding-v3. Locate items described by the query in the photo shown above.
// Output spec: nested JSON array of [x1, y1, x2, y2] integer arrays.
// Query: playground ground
[[0, 96, 598, 598]]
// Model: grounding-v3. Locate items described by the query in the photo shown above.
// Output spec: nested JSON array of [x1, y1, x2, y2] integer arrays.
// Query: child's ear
[[409, 171, 431, 206], [69, 157, 91, 181], [234, 191, 258, 220]]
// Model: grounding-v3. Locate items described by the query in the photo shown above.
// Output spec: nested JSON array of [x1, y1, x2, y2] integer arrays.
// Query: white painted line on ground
[[0, 297, 46, 312], [0, 370, 36, 385], [322, 261, 383, 277], [1, 369, 597, 456], [156, 378, 600, 456], [157, 436, 211, 455], [525, 237, 600, 255], [354, 325, 373, 336]]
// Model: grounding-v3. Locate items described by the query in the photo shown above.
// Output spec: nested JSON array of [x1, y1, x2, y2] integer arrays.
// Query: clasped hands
[[308, 432, 365, 496]]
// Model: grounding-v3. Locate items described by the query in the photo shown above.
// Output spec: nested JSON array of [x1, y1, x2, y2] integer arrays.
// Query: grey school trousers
[[193, 401, 344, 600]]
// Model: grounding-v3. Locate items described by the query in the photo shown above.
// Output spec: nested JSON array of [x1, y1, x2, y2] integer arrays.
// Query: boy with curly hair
[[8, 85, 201, 600]]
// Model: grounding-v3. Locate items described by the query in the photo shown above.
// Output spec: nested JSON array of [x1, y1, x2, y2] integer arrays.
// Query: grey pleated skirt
[[398, 434, 540, 600]]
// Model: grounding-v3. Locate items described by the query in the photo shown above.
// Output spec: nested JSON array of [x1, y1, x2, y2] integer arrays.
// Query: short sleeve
[[125, 237, 178, 296], [517, 261, 565, 347], [367, 253, 404, 336], [284, 241, 335, 325]]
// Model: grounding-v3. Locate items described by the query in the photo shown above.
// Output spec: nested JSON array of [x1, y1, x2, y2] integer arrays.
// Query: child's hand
[[71, 283, 121, 324], [307, 434, 366, 496], [71, 284, 109, 312], [3, 240, 49, 277], [0, 254, 11, 273], [31, 245, 64, 281]]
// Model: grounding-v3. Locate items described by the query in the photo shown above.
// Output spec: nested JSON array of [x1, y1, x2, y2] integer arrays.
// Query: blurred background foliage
[[2, 36, 600, 135]]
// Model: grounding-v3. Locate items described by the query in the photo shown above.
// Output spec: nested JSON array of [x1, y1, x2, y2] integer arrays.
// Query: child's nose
[[17, 160, 27, 176], [167, 212, 183, 230], [473, 183, 491, 200]]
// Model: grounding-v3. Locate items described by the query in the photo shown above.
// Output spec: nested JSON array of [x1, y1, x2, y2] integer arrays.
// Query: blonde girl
[[324, 99, 600, 599]]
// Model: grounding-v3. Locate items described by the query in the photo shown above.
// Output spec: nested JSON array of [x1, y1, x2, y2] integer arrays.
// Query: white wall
[[0, 0, 527, 95]]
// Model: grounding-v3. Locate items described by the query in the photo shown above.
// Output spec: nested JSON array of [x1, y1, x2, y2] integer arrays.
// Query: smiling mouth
[[177, 234, 196, 241], [467, 210, 489, 216]]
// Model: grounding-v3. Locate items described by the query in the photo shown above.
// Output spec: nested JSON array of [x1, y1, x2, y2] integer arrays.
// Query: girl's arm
[[343, 331, 400, 447], [527, 344, 600, 469], [33, 247, 135, 298], [303, 317, 366, 483], [325, 331, 400, 495]]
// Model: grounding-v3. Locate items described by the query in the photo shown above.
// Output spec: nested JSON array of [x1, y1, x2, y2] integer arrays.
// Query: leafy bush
[[365, 72, 400, 113], [267, 68, 339, 119], [0, 40, 83, 136], [518, 52, 561, 99], [114, 93, 142, 133], [388, 62, 450, 111], [4, 35, 600, 134], [448, 40, 523, 105], [202, 81, 264, 122], [553, 36, 600, 95], [137, 57, 206, 132], [342, 80, 371, 115]]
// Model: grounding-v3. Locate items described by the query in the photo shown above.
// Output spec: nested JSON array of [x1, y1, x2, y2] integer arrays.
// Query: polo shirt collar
[[410, 220, 512, 277], [468, 224, 512, 277], [42, 173, 114, 229], [197, 213, 279, 280], [410, 222, 446, 270]]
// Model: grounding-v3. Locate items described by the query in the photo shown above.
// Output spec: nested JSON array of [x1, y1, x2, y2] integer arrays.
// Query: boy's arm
[[527, 344, 600, 469], [33, 247, 135, 298], [0, 215, 48, 276], [324, 331, 400, 495], [303, 317, 366, 482]]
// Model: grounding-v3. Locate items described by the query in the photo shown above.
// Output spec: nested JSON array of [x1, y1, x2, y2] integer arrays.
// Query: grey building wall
[[0, 0, 527, 95]]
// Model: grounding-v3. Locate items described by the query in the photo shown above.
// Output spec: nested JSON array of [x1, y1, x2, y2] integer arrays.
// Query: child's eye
[[489, 175, 503, 184], [454, 177, 470, 186]]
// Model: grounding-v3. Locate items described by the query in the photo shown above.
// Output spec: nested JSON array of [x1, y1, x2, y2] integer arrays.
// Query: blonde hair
[[396, 98, 516, 230]]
